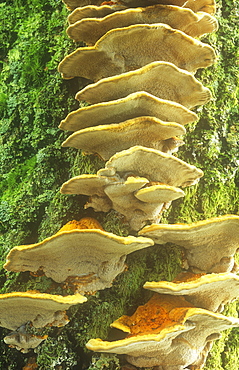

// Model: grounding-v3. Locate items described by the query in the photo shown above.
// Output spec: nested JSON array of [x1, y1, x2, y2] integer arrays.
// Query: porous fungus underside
[[0, 0, 238, 369]]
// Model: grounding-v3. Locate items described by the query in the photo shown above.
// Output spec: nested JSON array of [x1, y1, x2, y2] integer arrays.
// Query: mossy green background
[[0, 0, 238, 368]]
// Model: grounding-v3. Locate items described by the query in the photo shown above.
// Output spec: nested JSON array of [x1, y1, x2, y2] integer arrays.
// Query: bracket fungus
[[59, 92, 198, 132], [0, 291, 86, 331], [58, 23, 216, 80], [4, 226, 154, 292], [103, 177, 185, 230], [75, 61, 211, 109], [67, 5, 126, 24], [144, 272, 239, 313], [60, 173, 114, 212], [67, 5, 218, 44], [61, 116, 186, 160], [62, 0, 216, 15], [61, 174, 185, 230], [139, 214, 239, 273], [4, 324, 48, 353], [86, 293, 239, 368], [100, 146, 203, 187]]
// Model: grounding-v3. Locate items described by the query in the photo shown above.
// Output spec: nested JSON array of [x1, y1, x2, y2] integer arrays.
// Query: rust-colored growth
[[22, 357, 38, 370], [114, 294, 195, 337], [62, 273, 98, 294], [57, 217, 104, 233], [173, 271, 206, 283], [101, 1, 116, 4]]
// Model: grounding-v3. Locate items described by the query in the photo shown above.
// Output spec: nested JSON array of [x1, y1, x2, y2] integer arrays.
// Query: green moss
[[87, 354, 120, 370]]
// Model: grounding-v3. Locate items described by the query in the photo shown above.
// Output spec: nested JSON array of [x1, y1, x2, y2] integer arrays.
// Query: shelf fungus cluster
[[58, 0, 218, 230], [4, 219, 154, 292], [58, 0, 239, 368], [60, 146, 203, 229], [86, 293, 239, 369], [2, 0, 238, 366], [0, 291, 86, 353]]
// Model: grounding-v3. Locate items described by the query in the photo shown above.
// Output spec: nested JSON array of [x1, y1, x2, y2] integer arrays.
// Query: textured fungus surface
[[139, 215, 239, 273], [61, 116, 186, 160], [86, 294, 239, 368], [144, 272, 239, 312], [67, 5, 125, 24], [60, 91, 198, 132], [4, 328, 48, 353], [4, 228, 154, 290], [58, 23, 216, 80], [61, 174, 185, 230], [67, 5, 218, 44], [62, 0, 216, 15], [0, 292, 86, 331], [103, 178, 185, 230], [75, 61, 211, 109], [101, 145, 203, 187]]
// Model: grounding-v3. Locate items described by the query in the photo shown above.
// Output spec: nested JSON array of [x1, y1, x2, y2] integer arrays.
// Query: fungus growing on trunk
[[4, 226, 154, 292], [86, 293, 239, 368], [67, 4, 126, 24], [60, 174, 185, 230], [61, 116, 186, 160], [75, 61, 211, 109], [62, 0, 216, 15], [58, 23, 216, 80], [101, 145, 203, 187], [103, 177, 185, 230], [0, 291, 87, 331], [67, 5, 217, 44], [139, 215, 239, 273], [144, 272, 239, 312], [4, 324, 48, 353], [59, 92, 198, 132]]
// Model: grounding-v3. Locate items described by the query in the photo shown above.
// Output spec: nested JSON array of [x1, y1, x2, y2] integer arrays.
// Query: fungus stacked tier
[[58, 0, 219, 229], [2, 0, 239, 368]]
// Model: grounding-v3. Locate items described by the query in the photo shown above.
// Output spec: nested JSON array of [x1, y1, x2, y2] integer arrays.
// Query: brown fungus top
[[75, 61, 211, 109], [58, 24, 216, 80], [59, 92, 198, 132], [0, 291, 86, 331], [61, 116, 186, 160], [67, 5, 218, 44], [4, 225, 153, 291], [144, 272, 239, 312], [139, 215, 239, 273]]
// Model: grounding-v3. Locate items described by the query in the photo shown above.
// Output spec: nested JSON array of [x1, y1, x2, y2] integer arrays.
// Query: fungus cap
[[144, 272, 239, 312], [58, 23, 216, 80], [61, 116, 186, 160], [67, 5, 125, 24], [4, 329, 48, 353], [62, 0, 216, 15], [4, 229, 153, 291], [59, 92, 198, 132], [75, 61, 211, 109], [0, 291, 86, 331], [135, 183, 185, 203], [104, 177, 184, 230], [67, 5, 218, 44], [103, 145, 203, 187], [60, 173, 114, 196], [139, 215, 239, 273], [86, 293, 239, 368]]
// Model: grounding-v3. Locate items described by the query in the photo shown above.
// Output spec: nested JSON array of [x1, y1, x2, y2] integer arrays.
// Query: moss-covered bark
[[0, 0, 238, 368]]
